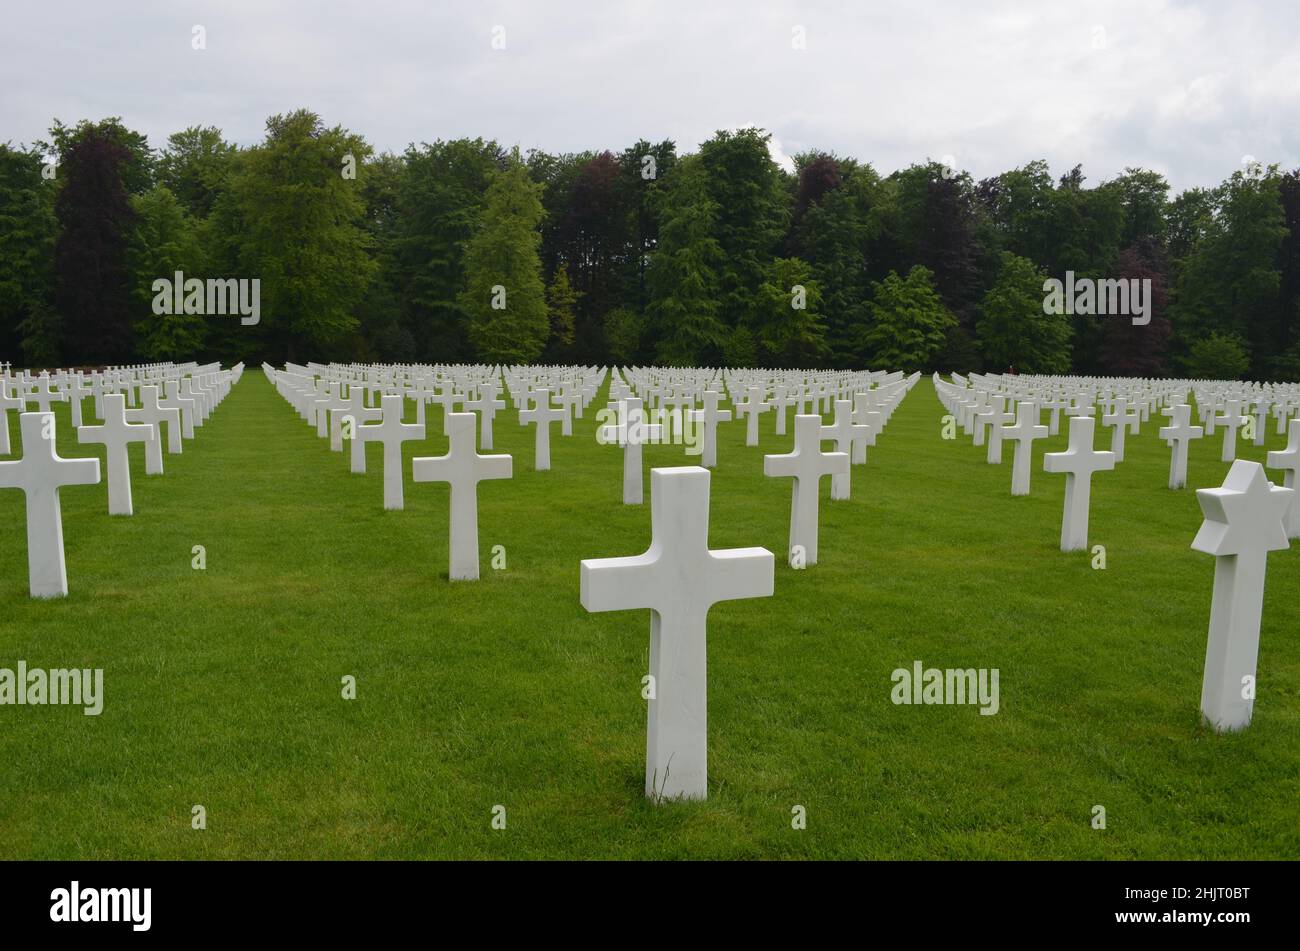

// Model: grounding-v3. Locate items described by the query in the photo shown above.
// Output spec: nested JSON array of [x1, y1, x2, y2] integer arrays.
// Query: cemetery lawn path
[[0, 373, 1297, 859]]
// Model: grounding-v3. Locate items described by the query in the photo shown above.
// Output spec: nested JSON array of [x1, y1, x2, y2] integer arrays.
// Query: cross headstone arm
[[707, 548, 775, 603], [580, 555, 657, 613], [477, 453, 512, 481]]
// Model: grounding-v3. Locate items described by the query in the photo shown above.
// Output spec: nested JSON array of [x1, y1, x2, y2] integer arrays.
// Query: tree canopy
[[6, 111, 1300, 379]]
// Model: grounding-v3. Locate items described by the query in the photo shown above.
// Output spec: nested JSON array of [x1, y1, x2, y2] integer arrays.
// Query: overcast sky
[[3, 0, 1297, 192]]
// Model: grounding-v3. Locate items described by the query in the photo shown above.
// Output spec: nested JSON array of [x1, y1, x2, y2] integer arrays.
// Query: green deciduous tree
[[128, 185, 208, 361], [1171, 168, 1285, 376], [1106, 167, 1169, 249], [352, 151, 408, 362], [861, 265, 955, 371], [226, 110, 376, 361], [753, 257, 828, 367], [618, 139, 677, 315], [460, 157, 549, 364], [602, 307, 642, 365], [1184, 331, 1251, 379], [156, 126, 235, 218], [42, 117, 154, 195], [976, 252, 1071, 373], [787, 153, 887, 366], [0, 144, 58, 365], [698, 128, 789, 329], [646, 157, 726, 365], [397, 138, 504, 361], [545, 262, 579, 353]]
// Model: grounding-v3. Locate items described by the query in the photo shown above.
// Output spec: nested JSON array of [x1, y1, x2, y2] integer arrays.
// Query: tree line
[[2, 109, 1298, 380]]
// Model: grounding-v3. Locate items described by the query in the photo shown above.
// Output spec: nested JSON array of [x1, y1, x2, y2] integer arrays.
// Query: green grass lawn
[[0, 372, 1296, 860]]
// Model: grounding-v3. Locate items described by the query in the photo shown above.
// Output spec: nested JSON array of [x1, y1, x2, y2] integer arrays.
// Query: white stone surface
[[1266, 418, 1300, 538], [1002, 401, 1048, 496], [1192, 460, 1292, 732], [819, 399, 867, 500], [689, 390, 730, 469], [0, 380, 24, 456], [1101, 398, 1133, 463], [733, 386, 770, 447], [764, 414, 848, 566], [1215, 400, 1246, 463], [519, 388, 566, 471], [600, 397, 662, 505], [356, 394, 425, 510], [1159, 404, 1204, 490], [125, 385, 182, 473], [0, 412, 101, 597], [339, 387, 383, 471], [1043, 415, 1115, 552], [464, 385, 506, 450], [579, 466, 774, 801], [77, 394, 154, 516], [161, 381, 197, 439], [412, 411, 512, 580]]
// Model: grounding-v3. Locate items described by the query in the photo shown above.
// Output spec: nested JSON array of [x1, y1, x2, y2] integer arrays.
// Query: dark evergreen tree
[[55, 129, 137, 364]]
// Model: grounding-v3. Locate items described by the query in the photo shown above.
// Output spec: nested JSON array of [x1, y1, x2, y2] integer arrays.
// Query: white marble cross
[[1002, 401, 1048, 496], [66, 376, 90, 428], [556, 384, 581, 436], [0, 380, 25, 456], [0, 413, 101, 597], [771, 384, 796, 436], [1041, 396, 1069, 436], [408, 379, 435, 428], [971, 394, 997, 446], [982, 401, 1015, 464], [356, 394, 425, 510], [126, 385, 182, 473], [338, 387, 383, 470], [599, 397, 662, 505], [1266, 419, 1300, 538], [28, 373, 65, 414], [181, 377, 210, 424], [77, 393, 154, 515], [1215, 399, 1246, 462], [689, 390, 731, 469], [1272, 399, 1292, 436], [1043, 415, 1115, 551], [733, 385, 770, 446], [851, 392, 881, 465], [161, 381, 197, 439], [1192, 460, 1292, 732], [1201, 396, 1218, 436], [1101, 398, 1134, 463], [1249, 400, 1269, 447], [1159, 404, 1204, 490], [315, 383, 349, 439], [519, 388, 566, 471], [579, 465, 774, 801], [464, 387, 506, 450], [764, 414, 849, 566], [429, 382, 460, 429], [819, 399, 868, 500], [412, 411, 512, 580]]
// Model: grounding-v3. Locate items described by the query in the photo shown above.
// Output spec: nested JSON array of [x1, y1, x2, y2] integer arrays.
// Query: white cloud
[[0, 0, 1295, 191]]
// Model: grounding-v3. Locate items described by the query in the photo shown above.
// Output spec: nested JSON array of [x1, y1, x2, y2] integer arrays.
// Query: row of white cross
[[935, 374, 1300, 542], [266, 364, 513, 581], [935, 371, 1296, 736], [590, 367, 921, 798], [267, 359, 920, 801], [0, 363, 243, 597]]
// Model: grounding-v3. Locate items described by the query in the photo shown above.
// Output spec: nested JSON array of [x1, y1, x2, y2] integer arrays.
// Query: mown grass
[[0, 372, 1296, 859]]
